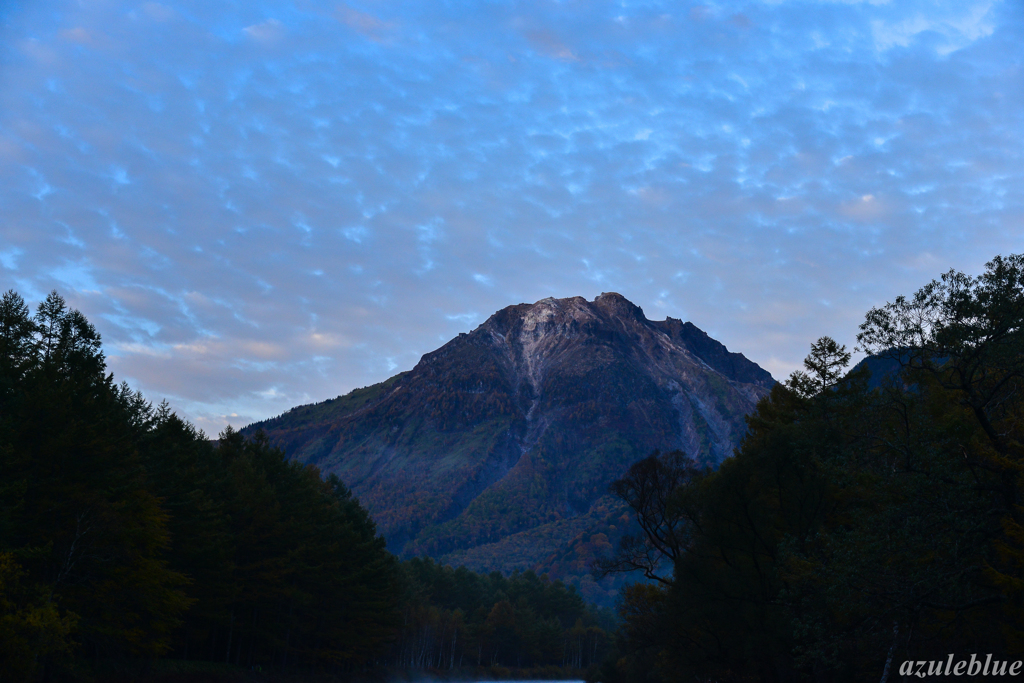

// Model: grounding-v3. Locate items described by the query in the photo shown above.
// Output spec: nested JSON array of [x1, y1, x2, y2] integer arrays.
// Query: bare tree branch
[[593, 450, 705, 586]]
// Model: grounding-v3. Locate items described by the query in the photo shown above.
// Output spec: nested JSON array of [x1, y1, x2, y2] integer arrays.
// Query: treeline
[[390, 558, 613, 671], [0, 289, 611, 681], [17, 250, 1024, 682], [599, 255, 1024, 681]]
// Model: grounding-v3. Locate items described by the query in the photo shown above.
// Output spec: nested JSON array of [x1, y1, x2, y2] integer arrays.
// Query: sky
[[1, 0, 1021, 435]]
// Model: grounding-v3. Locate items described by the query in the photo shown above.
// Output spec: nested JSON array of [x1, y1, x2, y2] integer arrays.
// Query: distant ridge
[[244, 293, 773, 602]]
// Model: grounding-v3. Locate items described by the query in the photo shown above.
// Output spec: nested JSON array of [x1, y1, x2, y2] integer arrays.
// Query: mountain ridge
[[243, 293, 773, 599]]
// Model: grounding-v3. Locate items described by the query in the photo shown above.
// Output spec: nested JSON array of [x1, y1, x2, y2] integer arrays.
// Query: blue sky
[[1, 0, 1021, 435]]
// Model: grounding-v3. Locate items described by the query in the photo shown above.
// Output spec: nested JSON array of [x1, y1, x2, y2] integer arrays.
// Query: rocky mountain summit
[[244, 293, 773, 598]]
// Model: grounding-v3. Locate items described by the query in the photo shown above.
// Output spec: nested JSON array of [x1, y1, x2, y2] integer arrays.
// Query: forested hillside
[[0, 290, 610, 681], [244, 293, 774, 598], [8, 253, 1022, 682], [600, 255, 1024, 681]]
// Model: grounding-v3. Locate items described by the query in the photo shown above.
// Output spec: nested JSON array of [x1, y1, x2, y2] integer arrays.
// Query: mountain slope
[[244, 293, 774, 575]]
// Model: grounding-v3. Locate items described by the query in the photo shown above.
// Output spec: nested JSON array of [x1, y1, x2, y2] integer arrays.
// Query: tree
[[2, 290, 414, 676], [594, 451, 704, 586], [861, 253, 1024, 445], [785, 335, 852, 398], [604, 256, 1024, 681], [0, 291, 191, 677], [0, 290, 36, 401], [857, 254, 1024, 458], [858, 253, 1024, 650], [0, 552, 78, 681]]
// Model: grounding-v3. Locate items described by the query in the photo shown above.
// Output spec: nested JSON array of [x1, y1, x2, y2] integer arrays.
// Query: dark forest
[[4, 253, 1024, 681], [0, 289, 612, 681]]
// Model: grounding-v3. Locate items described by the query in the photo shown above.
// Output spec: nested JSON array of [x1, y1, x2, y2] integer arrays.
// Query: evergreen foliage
[[603, 254, 1024, 681], [0, 288, 613, 680], [0, 290, 398, 679], [388, 557, 614, 671], [14, 252, 1023, 683]]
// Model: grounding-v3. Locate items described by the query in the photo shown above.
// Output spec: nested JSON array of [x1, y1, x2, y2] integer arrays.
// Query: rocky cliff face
[[244, 293, 773, 584]]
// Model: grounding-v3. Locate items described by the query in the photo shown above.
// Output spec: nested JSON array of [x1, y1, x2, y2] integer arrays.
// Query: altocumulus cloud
[[0, 0, 1020, 434]]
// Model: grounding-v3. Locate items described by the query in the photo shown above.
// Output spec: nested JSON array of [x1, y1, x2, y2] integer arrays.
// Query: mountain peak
[[245, 293, 774, 575], [593, 291, 644, 317], [470, 293, 772, 389]]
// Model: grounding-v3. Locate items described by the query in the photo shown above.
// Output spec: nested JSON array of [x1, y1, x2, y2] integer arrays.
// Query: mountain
[[243, 293, 773, 600]]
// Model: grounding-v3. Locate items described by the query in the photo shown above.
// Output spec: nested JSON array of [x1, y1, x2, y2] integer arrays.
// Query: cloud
[[243, 18, 284, 44], [0, 248, 24, 271], [17, 38, 60, 65], [839, 193, 889, 221], [141, 2, 176, 22], [870, 1, 996, 54], [60, 27, 93, 45], [0, 0, 1020, 433], [336, 5, 394, 42], [525, 29, 580, 62]]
